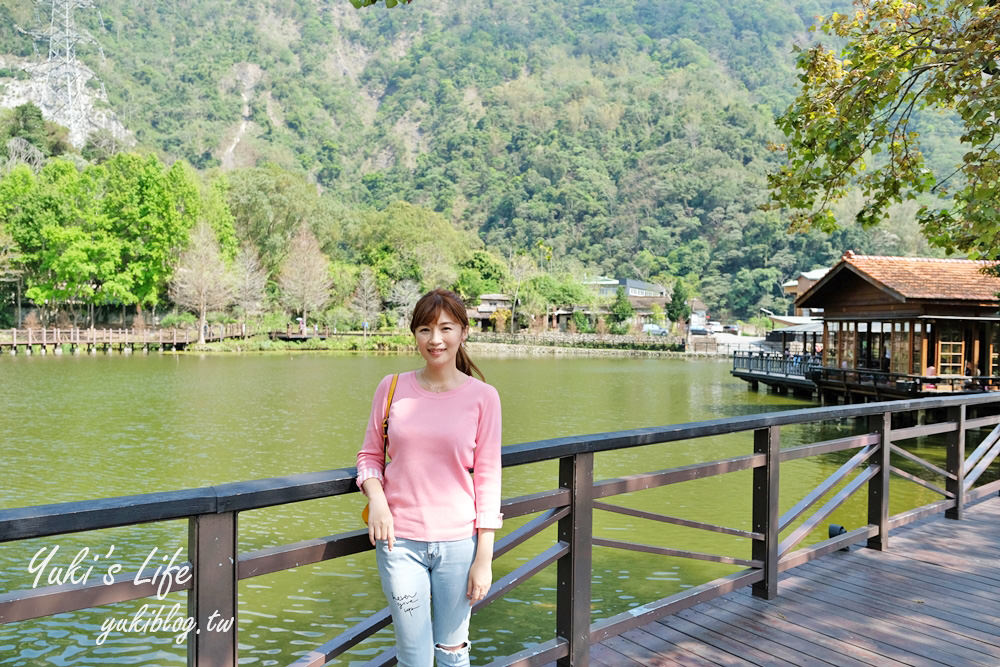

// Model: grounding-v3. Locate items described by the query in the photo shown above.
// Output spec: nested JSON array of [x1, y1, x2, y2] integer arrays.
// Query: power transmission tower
[[20, 0, 106, 134]]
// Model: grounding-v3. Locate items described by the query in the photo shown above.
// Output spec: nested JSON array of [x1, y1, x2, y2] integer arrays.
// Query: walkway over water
[[585, 496, 1000, 666], [2, 391, 1000, 666]]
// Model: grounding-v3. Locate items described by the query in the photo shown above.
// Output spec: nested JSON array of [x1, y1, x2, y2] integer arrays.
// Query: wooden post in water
[[867, 411, 892, 550], [752, 425, 780, 599], [556, 453, 593, 667], [946, 404, 966, 520], [187, 512, 238, 667]]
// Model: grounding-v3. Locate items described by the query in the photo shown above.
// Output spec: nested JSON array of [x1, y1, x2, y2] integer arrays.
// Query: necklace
[[418, 369, 457, 393]]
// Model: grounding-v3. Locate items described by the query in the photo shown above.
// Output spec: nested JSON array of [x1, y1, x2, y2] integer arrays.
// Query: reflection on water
[[0, 354, 951, 664]]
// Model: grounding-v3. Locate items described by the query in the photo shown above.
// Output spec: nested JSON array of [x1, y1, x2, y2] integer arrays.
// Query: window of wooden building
[[823, 322, 837, 366], [938, 323, 964, 375], [991, 324, 1000, 377], [891, 322, 909, 374], [840, 322, 855, 367], [911, 323, 924, 375]]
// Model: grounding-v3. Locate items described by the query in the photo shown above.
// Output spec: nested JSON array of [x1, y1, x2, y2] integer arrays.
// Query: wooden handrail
[[2, 393, 1000, 666]]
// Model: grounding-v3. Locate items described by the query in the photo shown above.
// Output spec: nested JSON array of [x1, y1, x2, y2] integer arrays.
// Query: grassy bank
[[188, 334, 415, 353]]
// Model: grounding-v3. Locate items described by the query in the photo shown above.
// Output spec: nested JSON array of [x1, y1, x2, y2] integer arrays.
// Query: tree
[[610, 286, 634, 324], [667, 281, 691, 324], [650, 302, 667, 327], [3, 104, 47, 155], [505, 254, 537, 333], [388, 279, 421, 329], [227, 166, 334, 276], [169, 221, 234, 343], [352, 266, 382, 333], [0, 224, 22, 324], [769, 0, 1000, 258], [491, 307, 511, 333], [279, 225, 331, 327], [4, 138, 44, 174], [233, 244, 268, 322], [101, 154, 199, 313], [350, 0, 412, 7]]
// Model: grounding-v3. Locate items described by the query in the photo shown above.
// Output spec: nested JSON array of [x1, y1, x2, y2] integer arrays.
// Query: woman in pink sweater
[[356, 289, 503, 667]]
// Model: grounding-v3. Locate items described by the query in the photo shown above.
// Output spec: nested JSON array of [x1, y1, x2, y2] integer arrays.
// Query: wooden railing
[[3, 393, 1000, 666], [814, 365, 1000, 393], [469, 330, 684, 349], [0, 324, 256, 347], [732, 350, 821, 377]]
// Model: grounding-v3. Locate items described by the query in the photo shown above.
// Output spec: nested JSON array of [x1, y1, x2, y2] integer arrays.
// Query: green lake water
[[0, 353, 959, 665]]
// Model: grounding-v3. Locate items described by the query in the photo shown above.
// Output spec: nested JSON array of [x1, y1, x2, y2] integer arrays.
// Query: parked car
[[689, 326, 709, 336], [708, 321, 724, 334], [642, 324, 669, 336], [722, 324, 740, 335]]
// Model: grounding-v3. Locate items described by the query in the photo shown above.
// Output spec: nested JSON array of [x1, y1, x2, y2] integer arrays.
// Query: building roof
[[797, 252, 1000, 307], [769, 315, 818, 328], [800, 268, 831, 281], [772, 321, 825, 334]]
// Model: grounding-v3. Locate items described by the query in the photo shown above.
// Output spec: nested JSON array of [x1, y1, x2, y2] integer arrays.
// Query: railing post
[[867, 411, 892, 550], [188, 512, 238, 667], [752, 425, 780, 599], [946, 404, 966, 520], [556, 452, 593, 667]]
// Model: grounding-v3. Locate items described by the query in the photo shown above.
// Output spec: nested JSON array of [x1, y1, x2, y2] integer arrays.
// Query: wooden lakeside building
[[2, 392, 1000, 666], [734, 252, 1000, 403]]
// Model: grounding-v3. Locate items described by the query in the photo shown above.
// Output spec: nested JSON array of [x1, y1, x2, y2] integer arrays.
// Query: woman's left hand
[[466, 560, 492, 605]]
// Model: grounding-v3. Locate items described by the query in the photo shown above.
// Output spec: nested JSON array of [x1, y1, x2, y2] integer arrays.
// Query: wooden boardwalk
[[586, 496, 1000, 666]]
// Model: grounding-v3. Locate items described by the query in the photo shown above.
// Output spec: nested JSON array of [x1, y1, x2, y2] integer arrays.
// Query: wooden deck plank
[[697, 598, 889, 667], [792, 560, 1000, 647], [589, 641, 650, 667], [637, 622, 749, 666], [803, 554, 1000, 634], [656, 613, 798, 667], [754, 585, 999, 665], [818, 548, 1000, 606], [671, 607, 833, 667], [593, 497, 1000, 667], [618, 628, 708, 666], [727, 589, 950, 667], [604, 633, 695, 666], [824, 540, 1000, 590]]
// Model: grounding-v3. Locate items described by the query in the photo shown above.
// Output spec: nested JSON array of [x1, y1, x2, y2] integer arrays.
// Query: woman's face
[[414, 309, 468, 370]]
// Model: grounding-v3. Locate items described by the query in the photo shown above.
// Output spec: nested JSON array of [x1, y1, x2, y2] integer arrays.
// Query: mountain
[[0, 0, 951, 318]]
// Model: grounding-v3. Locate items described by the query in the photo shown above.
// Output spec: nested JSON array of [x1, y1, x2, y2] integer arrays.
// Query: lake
[[0, 352, 944, 665]]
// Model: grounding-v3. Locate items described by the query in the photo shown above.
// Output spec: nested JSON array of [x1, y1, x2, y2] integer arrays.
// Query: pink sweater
[[356, 371, 503, 541]]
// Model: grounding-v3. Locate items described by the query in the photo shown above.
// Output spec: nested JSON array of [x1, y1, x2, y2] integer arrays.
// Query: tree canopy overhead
[[769, 0, 1000, 258]]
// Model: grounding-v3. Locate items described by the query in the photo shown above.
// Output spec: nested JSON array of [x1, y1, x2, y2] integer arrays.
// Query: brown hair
[[410, 288, 484, 380]]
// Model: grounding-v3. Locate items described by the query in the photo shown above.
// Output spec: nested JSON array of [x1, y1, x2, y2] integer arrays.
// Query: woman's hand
[[367, 499, 394, 550], [362, 479, 394, 550], [466, 559, 492, 604]]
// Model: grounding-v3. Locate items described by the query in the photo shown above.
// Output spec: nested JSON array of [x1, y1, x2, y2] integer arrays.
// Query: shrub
[[161, 312, 197, 327]]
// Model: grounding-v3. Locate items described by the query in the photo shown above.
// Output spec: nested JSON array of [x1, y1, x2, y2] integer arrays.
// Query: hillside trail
[[221, 63, 263, 169]]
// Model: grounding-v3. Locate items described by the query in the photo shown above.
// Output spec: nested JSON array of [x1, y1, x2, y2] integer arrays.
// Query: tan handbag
[[362, 373, 399, 525]]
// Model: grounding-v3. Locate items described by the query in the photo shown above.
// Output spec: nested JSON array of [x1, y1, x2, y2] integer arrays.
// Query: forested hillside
[[0, 0, 956, 322]]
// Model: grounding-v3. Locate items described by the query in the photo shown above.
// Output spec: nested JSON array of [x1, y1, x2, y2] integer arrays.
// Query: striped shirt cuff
[[475, 512, 504, 530], [356, 468, 384, 494]]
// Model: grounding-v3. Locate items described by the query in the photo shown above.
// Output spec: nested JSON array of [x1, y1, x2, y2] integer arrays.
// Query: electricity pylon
[[20, 0, 105, 131]]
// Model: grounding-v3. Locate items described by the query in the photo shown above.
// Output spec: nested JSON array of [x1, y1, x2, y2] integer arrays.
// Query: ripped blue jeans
[[376, 536, 477, 667]]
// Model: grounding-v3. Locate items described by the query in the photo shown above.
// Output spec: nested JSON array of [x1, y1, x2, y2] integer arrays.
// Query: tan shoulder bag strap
[[381, 374, 399, 460]]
